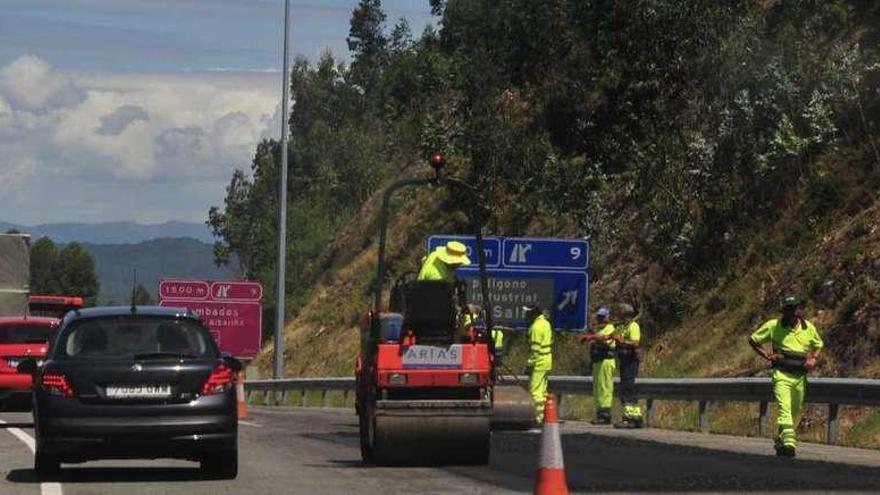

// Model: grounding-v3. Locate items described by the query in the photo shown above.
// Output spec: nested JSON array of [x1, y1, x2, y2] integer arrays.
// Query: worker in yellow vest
[[748, 295, 824, 458], [583, 307, 615, 425], [462, 304, 504, 363], [524, 305, 552, 423], [418, 241, 471, 282], [491, 327, 505, 364], [613, 304, 642, 428]]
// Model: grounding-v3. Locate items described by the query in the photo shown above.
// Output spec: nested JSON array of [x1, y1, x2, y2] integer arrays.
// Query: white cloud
[[0, 55, 85, 111], [0, 154, 36, 199], [214, 111, 254, 148], [96, 105, 150, 136], [260, 100, 285, 141], [0, 56, 279, 223]]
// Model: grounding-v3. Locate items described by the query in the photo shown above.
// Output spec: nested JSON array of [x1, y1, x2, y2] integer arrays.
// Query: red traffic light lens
[[429, 153, 446, 170]]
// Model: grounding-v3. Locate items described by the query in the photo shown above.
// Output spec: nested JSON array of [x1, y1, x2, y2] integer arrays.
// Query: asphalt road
[[1, 406, 878, 494]]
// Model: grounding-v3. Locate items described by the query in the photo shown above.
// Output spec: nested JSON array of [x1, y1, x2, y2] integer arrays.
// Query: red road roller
[[355, 154, 533, 466]]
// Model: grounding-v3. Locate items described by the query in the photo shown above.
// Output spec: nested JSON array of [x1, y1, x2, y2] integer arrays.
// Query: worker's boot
[[613, 418, 634, 429], [774, 439, 784, 457], [590, 408, 612, 425], [778, 427, 797, 458], [614, 415, 644, 429]]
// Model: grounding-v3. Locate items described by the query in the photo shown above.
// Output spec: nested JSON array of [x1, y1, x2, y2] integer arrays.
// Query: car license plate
[[401, 345, 462, 368], [105, 385, 172, 399]]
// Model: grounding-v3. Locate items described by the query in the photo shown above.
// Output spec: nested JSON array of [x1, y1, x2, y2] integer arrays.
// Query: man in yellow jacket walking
[[524, 305, 552, 424], [749, 295, 823, 458]]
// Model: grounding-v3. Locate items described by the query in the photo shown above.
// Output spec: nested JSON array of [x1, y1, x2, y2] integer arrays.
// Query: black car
[[20, 306, 241, 478]]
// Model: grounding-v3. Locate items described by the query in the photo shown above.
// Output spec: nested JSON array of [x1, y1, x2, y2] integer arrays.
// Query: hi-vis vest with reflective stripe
[[492, 328, 504, 350], [417, 250, 455, 282], [527, 314, 553, 370], [590, 323, 616, 362]]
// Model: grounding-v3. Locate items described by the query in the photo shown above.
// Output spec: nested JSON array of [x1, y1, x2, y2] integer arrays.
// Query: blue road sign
[[428, 235, 590, 331], [427, 235, 502, 268], [502, 237, 589, 270], [456, 269, 588, 331]]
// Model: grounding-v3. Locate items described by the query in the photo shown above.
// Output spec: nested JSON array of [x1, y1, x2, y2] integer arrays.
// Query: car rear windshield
[[0, 324, 55, 344], [57, 317, 216, 360]]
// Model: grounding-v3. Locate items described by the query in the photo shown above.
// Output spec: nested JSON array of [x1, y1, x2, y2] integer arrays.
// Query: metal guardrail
[[245, 376, 880, 445], [247, 378, 354, 408]]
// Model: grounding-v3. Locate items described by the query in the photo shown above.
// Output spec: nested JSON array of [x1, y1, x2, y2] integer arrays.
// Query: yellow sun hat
[[436, 241, 471, 266]]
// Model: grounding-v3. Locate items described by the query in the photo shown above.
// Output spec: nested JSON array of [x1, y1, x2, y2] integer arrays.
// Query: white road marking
[[238, 420, 263, 428], [0, 419, 64, 495]]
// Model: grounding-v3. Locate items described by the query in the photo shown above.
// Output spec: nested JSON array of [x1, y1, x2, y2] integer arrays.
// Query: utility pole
[[274, 0, 291, 380]]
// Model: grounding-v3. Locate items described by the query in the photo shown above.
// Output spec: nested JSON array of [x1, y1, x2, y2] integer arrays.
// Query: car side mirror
[[221, 353, 243, 373], [17, 358, 37, 375]]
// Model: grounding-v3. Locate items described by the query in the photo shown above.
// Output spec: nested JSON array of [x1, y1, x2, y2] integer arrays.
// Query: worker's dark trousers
[[618, 355, 641, 418]]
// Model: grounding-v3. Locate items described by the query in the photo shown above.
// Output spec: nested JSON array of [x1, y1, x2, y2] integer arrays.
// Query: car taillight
[[42, 371, 74, 397], [201, 363, 233, 396]]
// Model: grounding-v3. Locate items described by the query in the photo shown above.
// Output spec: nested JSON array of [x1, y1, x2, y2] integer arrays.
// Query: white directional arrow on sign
[[557, 290, 578, 311]]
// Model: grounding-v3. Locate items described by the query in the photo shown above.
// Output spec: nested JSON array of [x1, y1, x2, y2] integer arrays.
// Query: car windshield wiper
[[132, 352, 198, 360]]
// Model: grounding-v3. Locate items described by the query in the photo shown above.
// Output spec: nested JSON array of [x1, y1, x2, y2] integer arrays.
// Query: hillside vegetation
[[208, 1, 880, 447]]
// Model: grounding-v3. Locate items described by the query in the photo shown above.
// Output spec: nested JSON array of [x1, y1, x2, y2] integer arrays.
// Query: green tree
[[209, 140, 279, 279], [347, 0, 388, 91], [428, 0, 446, 16], [132, 284, 153, 305], [30, 237, 59, 294], [56, 243, 99, 306], [211, 0, 880, 347], [389, 18, 413, 54]]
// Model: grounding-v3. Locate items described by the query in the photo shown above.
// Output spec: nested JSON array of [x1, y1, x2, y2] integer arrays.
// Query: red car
[[0, 317, 58, 408], [28, 295, 84, 319]]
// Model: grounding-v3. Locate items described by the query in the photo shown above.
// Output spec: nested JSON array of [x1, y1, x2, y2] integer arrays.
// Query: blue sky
[[0, 1, 434, 225], [0, 0, 435, 72]]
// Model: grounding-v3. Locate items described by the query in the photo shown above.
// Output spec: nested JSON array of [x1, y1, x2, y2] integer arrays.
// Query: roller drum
[[372, 412, 490, 465], [492, 384, 536, 431]]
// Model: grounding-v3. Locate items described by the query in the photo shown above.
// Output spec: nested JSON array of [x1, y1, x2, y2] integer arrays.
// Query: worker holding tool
[[524, 305, 552, 424], [613, 304, 643, 428], [748, 295, 824, 458], [583, 307, 616, 425], [418, 241, 471, 282]]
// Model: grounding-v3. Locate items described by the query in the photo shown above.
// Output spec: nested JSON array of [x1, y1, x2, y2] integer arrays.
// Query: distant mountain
[[0, 221, 214, 244], [80, 238, 239, 304]]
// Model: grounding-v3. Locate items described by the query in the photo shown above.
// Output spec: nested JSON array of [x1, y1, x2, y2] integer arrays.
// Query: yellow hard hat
[[436, 241, 471, 266]]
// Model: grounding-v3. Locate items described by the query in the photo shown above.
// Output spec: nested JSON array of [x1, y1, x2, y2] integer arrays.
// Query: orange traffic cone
[[236, 371, 248, 419], [534, 393, 569, 495]]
